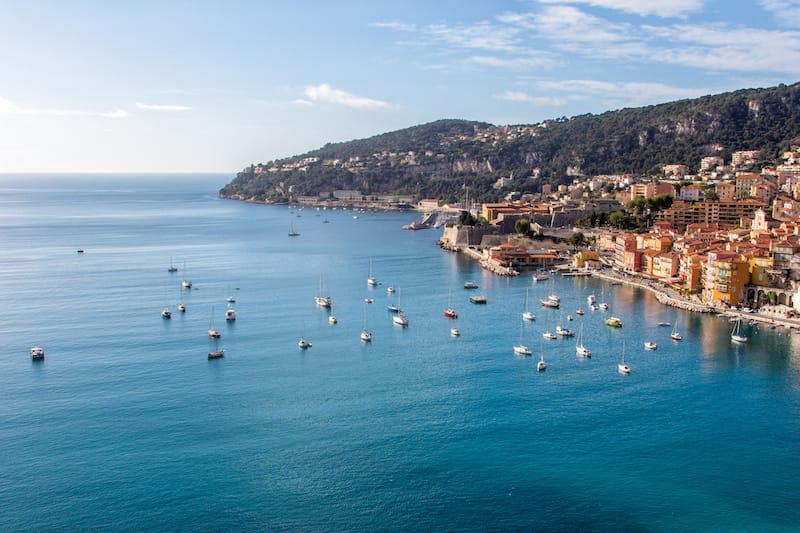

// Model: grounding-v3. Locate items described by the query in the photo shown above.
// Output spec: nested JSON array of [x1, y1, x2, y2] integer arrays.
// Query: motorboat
[[328, 315, 338, 324], [208, 348, 225, 359], [470, 295, 487, 304], [644, 341, 657, 350], [604, 316, 623, 328], [225, 308, 236, 321], [162, 307, 172, 319], [450, 327, 460, 337], [556, 325, 574, 337], [575, 309, 585, 316], [360, 330, 372, 342], [463, 281, 479, 289], [30, 346, 45, 360], [542, 331, 557, 340], [537, 356, 546, 371]]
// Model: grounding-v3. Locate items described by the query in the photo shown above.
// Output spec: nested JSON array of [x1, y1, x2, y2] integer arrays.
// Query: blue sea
[[1, 174, 799, 532]]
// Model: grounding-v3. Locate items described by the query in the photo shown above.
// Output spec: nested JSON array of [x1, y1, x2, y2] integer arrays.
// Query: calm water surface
[[1, 174, 799, 531]]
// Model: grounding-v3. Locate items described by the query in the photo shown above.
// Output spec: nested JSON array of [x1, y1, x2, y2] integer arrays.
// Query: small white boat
[[567, 315, 573, 321], [522, 288, 536, 321], [386, 285, 396, 294], [450, 327, 460, 337], [575, 323, 591, 357], [470, 295, 487, 304], [463, 281, 478, 289], [731, 318, 748, 343], [328, 315, 338, 324], [360, 330, 372, 342], [298, 337, 312, 349], [587, 294, 596, 305], [542, 331, 557, 340], [644, 341, 657, 350], [367, 259, 378, 286], [514, 323, 531, 356], [575, 309, 585, 316], [178, 303, 186, 313], [208, 348, 225, 359], [364, 298, 374, 304], [532, 272, 549, 282], [618, 344, 631, 374], [30, 346, 45, 360], [671, 322, 682, 341], [162, 307, 172, 319], [537, 355, 547, 371], [599, 302, 609, 310], [392, 313, 409, 326], [225, 307, 236, 321], [556, 325, 574, 337]]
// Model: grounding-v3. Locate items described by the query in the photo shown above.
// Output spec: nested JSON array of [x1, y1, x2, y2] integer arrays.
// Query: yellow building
[[573, 250, 600, 268], [748, 256, 774, 286], [708, 252, 750, 306]]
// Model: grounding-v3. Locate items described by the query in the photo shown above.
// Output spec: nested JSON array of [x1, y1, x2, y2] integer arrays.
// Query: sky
[[1, 0, 799, 174]]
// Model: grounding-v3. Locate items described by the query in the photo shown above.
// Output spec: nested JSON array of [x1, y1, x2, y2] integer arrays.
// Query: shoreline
[[590, 268, 800, 331]]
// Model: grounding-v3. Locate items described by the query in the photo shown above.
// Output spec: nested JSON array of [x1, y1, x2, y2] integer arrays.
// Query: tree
[[568, 231, 586, 247], [608, 210, 626, 228], [458, 210, 476, 226], [515, 218, 531, 235]]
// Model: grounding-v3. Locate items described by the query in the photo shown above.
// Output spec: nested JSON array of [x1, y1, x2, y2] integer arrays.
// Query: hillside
[[220, 82, 800, 203]]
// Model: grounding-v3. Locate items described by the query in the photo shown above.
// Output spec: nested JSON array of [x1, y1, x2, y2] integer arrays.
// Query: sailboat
[[168, 257, 178, 272], [618, 342, 630, 374], [670, 320, 682, 341], [537, 353, 547, 371], [181, 261, 192, 289], [513, 322, 532, 356], [161, 305, 172, 319], [208, 337, 225, 359], [315, 273, 332, 308], [444, 288, 458, 318], [225, 303, 236, 321], [360, 302, 372, 342], [298, 318, 312, 348], [556, 310, 574, 336], [575, 323, 591, 357], [31, 345, 45, 360], [392, 289, 409, 326], [208, 307, 221, 338], [367, 258, 378, 286], [542, 311, 557, 339], [522, 287, 536, 321], [731, 318, 748, 343], [288, 220, 300, 237]]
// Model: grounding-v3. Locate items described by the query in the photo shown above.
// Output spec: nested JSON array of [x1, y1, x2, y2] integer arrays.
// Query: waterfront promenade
[[591, 268, 800, 331]]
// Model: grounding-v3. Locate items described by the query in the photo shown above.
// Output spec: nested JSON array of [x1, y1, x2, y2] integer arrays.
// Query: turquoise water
[[1, 174, 799, 531]]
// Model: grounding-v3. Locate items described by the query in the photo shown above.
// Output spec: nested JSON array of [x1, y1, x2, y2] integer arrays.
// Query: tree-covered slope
[[220, 82, 800, 203]]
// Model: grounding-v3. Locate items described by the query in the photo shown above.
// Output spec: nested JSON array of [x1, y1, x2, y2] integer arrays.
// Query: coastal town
[[434, 147, 800, 329]]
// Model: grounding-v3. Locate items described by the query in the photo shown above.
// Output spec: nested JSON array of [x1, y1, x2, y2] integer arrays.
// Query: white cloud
[[369, 21, 417, 32], [424, 21, 522, 53], [534, 79, 712, 107], [291, 98, 314, 106], [136, 102, 192, 111], [760, 0, 800, 26], [0, 96, 128, 118], [538, 0, 704, 18], [500, 91, 566, 105], [302, 84, 391, 110], [468, 54, 556, 70]]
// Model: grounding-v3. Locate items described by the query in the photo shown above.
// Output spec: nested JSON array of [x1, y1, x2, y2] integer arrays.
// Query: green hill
[[220, 82, 800, 203]]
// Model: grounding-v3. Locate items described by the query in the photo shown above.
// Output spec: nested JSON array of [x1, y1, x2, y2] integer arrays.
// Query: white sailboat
[[360, 302, 372, 342], [367, 258, 378, 286], [670, 320, 682, 341], [537, 354, 547, 371], [288, 220, 300, 237], [731, 318, 748, 343], [181, 260, 192, 289], [315, 273, 332, 308], [208, 307, 221, 338], [556, 310, 574, 336], [392, 289, 409, 326], [575, 323, 591, 357], [618, 342, 631, 374], [522, 287, 536, 321], [225, 304, 236, 321], [513, 322, 532, 356]]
